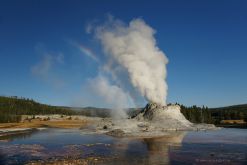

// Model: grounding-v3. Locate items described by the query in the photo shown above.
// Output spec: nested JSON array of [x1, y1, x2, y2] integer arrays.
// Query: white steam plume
[[90, 75, 130, 118], [95, 18, 168, 105], [73, 74, 133, 118]]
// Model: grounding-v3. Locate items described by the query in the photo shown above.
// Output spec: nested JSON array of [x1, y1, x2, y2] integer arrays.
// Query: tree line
[[179, 103, 247, 125], [0, 96, 76, 123], [0, 96, 246, 125], [179, 104, 213, 123]]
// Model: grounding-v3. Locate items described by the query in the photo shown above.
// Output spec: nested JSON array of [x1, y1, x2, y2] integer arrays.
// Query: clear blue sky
[[0, 0, 246, 108]]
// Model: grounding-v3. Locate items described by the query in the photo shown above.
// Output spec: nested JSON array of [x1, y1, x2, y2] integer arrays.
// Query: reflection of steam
[[110, 132, 187, 164], [143, 132, 187, 164], [144, 131, 187, 147]]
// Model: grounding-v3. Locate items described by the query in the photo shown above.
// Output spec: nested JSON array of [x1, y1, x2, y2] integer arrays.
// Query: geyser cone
[[134, 102, 193, 129], [97, 102, 216, 137], [137, 102, 164, 120]]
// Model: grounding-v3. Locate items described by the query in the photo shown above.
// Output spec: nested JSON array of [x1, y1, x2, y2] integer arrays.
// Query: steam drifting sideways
[[94, 18, 168, 106]]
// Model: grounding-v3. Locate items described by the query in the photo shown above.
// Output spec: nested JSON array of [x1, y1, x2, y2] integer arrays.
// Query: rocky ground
[[95, 103, 217, 137]]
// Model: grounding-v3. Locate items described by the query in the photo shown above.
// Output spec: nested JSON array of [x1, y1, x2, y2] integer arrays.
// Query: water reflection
[[0, 129, 39, 142], [143, 132, 187, 164], [0, 128, 246, 164], [108, 131, 187, 164]]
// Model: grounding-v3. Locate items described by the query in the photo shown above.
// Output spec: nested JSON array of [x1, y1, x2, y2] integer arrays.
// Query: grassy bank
[[0, 119, 89, 129]]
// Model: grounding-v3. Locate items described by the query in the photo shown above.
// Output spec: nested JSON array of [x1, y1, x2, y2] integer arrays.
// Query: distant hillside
[[0, 96, 142, 122], [76, 107, 112, 118], [77, 103, 247, 125], [210, 104, 247, 111], [72, 107, 142, 118], [0, 96, 246, 127], [179, 103, 247, 127], [209, 104, 247, 124], [0, 96, 76, 122]]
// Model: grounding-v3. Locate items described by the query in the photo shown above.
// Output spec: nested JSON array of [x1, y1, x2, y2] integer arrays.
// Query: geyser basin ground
[[96, 103, 216, 137]]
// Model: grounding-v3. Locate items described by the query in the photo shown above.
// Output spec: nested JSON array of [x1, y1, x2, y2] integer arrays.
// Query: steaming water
[[0, 128, 246, 164]]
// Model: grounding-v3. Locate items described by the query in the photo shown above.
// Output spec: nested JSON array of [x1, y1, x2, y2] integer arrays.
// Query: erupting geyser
[[95, 17, 168, 106], [91, 17, 216, 136]]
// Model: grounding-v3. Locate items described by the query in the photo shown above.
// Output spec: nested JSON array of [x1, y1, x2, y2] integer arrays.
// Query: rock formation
[[133, 102, 193, 130], [96, 103, 216, 137]]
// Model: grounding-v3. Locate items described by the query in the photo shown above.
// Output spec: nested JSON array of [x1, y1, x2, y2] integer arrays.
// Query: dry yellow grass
[[0, 119, 89, 129], [220, 119, 246, 124]]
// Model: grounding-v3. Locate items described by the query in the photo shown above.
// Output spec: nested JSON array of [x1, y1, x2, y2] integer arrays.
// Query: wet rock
[[106, 129, 125, 137]]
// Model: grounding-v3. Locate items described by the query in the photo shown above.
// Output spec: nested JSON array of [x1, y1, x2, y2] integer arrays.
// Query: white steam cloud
[[88, 75, 131, 118], [94, 18, 168, 105], [74, 73, 133, 118]]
